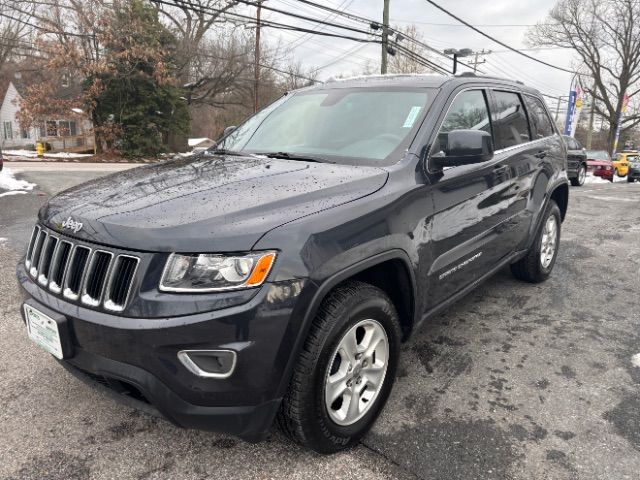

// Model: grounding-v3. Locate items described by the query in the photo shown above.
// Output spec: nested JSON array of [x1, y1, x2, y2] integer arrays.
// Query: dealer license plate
[[24, 304, 64, 359]]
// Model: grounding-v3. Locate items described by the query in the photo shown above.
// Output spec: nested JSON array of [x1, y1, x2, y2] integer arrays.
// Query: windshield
[[587, 150, 610, 160], [218, 87, 432, 165]]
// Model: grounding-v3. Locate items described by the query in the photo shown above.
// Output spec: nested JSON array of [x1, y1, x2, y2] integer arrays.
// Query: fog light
[[177, 350, 237, 378]]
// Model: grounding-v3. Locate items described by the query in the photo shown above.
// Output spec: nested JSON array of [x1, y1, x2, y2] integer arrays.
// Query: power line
[[0, 10, 94, 38], [290, 0, 472, 73], [422, 0, 582, 76], [160, 0, 447, 75], [153, 0, 381, 44]]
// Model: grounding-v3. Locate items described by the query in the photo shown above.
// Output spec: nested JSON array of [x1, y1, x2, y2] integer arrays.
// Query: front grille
[[25, 225, 139, 312]]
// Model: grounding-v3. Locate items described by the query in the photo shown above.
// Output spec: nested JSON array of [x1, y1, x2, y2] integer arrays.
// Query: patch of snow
[[584, 173, 613, 184], [632, 353, 640, 368], [0, 237, 7, 243], [0, 167, 36, 194], [188, 137, 212, 147], [3, 149, 93, 159], [0, 190, 27, 197]]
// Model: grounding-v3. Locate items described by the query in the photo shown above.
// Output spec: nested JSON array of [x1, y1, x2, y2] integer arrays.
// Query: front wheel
[[511, 200, 561, 283], [628, 176, 635, 183], [277, 281, 401, 454], [570, 164, 586, 186]]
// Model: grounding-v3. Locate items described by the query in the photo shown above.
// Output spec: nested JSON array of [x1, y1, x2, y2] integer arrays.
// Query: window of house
[[492, 91, 531, 149], [58, 120, 78, 137], [3, 121, 12, 140], [21, 128, 29, 139], [46, 120, 58, 137]]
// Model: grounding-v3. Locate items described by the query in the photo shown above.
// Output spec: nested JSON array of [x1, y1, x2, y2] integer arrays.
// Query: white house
[[0, 81, 95, 153]]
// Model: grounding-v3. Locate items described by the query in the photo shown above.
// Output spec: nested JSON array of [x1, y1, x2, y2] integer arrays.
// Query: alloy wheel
[[324, 319, 389, 426], [578, 165, 586, 185], [540, 215, 558, 269]]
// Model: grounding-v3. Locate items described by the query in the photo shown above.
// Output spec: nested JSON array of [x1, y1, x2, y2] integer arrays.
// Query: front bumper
[[17, 263, 310, 442], [592, 168, 613, 180]]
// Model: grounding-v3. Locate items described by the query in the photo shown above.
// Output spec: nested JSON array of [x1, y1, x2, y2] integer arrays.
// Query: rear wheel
[[277, 281, 401, 454], [570, 164, 586, 186], [511, 200, 561, 283]]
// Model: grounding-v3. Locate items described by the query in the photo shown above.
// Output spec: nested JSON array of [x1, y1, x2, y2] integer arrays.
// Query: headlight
[[160, 251, 277, 292]]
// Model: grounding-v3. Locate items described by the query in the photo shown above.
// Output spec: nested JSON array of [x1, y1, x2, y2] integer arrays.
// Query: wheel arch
[[275, 250, 417, 400], [309, 250, 417, 341], [550, 182, 569, 221]]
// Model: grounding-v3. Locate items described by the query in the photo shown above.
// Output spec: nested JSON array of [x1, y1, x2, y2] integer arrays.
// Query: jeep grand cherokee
[[17, 74, 569, 453]]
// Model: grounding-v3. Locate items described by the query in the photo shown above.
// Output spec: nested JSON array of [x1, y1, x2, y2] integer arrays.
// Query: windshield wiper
[[208, 148, 249, 156], [258, 151, 333, 163]]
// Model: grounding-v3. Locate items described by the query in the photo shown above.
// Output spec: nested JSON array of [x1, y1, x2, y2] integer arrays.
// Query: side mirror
[[432, 129, 494, 168], [223, 125, 237, 137]]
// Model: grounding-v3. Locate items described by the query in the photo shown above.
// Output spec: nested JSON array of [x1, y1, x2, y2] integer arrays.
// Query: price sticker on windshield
[[402, 106, 422, 128]]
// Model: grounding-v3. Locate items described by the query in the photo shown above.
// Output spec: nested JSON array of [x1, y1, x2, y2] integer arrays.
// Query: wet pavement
[[1, 165, 639, 479]]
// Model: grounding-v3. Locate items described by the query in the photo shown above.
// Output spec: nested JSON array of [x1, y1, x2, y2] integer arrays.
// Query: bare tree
[[389, 25, 436, 75], [0, 1, 38, 68], [154, 1, 242, 99], [529, 0, 640, 153]]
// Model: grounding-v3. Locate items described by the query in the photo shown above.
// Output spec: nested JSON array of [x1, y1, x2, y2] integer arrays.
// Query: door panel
[[424, 88, 515, 307]]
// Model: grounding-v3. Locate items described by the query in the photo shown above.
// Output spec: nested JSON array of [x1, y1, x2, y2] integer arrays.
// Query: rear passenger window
[[431, 90, 491, 156], [524, 95, 554, 139], [492, 91, 530, 149]]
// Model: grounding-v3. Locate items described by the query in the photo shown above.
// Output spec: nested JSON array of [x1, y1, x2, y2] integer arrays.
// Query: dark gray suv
[[17, 74, 568, 453]]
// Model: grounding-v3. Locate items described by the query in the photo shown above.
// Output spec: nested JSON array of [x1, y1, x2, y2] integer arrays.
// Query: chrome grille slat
[[81, 250, 113, 306], [104, 255, 139, 312], [27, 224, 139, 312], [29, 230, 47, 277], [49, 240, 72, 293], [63, 246, 91, 300], [25, 225, 40, 269], [37, 236, 58, 285]]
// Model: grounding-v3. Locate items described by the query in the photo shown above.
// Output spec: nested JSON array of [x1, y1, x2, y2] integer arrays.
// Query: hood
[[40, 155, 388, 252]]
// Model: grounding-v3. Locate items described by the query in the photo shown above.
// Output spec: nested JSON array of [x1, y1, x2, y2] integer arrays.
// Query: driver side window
[[431, 90, 491, 157]]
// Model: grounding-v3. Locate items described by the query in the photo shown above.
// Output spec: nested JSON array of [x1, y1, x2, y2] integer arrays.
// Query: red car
[[585, 150, 614, 182]]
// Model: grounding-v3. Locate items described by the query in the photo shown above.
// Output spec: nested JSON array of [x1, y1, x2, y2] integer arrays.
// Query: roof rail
[[455, 72, 527, 86]]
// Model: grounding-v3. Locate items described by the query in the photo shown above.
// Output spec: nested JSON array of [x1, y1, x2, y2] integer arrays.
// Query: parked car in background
[[586, 150, 614, 182], [563, 135, 587, 186], [613, 151, 635, 177], [628, 154, 640, 182]]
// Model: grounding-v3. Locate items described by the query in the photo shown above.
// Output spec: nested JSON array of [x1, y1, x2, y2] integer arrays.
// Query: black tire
[[510, 200, 561, 283], [628, 176, 635, 183], [277, 281, 401, 454], [570, 164, 586, 186]]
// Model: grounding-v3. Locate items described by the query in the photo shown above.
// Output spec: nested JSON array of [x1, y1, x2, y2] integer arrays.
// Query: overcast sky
[[254, 0, 576, 111]]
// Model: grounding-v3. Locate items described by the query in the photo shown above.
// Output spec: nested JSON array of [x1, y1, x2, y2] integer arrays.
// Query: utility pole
[[467, 49, 491, 73], [586, 81, 596, 149], [381, 0, 390, 74], [254, 1, 262, 113]]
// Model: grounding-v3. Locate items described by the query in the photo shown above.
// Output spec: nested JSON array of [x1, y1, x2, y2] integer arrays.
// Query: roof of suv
[[305, 73, 540, 95]]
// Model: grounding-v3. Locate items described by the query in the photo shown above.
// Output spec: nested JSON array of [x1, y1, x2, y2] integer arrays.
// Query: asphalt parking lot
[[1, 163, 639, 479]]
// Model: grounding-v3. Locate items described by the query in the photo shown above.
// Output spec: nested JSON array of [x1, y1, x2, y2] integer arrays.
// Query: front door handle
[[535, 150, 548, 159]]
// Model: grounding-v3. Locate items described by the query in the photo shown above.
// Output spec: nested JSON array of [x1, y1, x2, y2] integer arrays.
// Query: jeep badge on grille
[[61, 217, 83, 233]]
